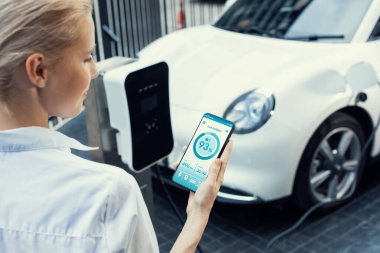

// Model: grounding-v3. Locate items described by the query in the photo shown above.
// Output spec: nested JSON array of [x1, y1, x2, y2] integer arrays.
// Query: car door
[[368, 16, 380, 82]]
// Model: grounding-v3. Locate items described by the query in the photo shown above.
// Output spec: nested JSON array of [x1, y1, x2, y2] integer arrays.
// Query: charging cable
[[155, 166, 205, 253], [266, 106, 380, 251]]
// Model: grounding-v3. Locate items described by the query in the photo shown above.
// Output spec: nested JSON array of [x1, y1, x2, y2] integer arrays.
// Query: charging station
[[84, 57, 174, 217], [103, 61, 174, 172]]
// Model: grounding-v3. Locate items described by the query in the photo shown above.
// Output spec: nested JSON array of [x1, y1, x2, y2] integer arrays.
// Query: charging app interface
[[173, 114, 233, 192]]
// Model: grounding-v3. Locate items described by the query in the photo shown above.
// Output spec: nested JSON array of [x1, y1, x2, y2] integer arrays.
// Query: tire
[[292, 112, 366, 211]]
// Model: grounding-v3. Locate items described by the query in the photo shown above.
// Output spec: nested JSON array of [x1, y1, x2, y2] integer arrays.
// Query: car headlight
[[223, 89, 275, 134]]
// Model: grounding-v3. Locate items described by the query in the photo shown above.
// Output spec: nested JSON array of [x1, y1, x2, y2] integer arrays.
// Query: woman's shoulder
[[70, 156, 142, 201], [67, 153, 136, 183]]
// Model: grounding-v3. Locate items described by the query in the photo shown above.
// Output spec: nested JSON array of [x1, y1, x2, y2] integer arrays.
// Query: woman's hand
[[170, 140, 233, 253], [186, 140, 233, 216]]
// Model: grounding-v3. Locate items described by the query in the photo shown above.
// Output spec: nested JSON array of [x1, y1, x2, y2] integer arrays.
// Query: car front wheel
[[292, 112, 366, 210]]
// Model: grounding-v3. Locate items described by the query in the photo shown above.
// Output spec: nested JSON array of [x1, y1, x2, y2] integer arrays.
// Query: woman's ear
[[24, 53, 49, 88]]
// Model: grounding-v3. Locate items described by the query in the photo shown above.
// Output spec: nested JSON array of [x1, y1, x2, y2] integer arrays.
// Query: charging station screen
[[173, 113, 234, 192], [140, 95, 157, 113]]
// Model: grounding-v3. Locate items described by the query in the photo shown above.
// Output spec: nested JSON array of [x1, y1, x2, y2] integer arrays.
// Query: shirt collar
[[0, 126, 97, 152]]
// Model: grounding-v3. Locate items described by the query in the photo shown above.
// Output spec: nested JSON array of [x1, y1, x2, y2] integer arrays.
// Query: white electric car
[[138, 0, 380, 209]]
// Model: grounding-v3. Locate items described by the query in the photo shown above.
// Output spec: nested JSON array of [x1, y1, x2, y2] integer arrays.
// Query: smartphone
[[172, 113, 234, 192]]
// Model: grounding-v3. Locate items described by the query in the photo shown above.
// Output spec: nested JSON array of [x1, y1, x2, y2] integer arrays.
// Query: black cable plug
[[356, 92, 367, 103]]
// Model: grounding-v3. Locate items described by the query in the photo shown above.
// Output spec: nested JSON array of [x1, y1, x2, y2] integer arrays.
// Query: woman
[[0, 1, 233, 252]]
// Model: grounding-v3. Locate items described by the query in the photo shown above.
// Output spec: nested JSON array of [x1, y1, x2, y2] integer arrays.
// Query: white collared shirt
[[0, 127, 159, 253]]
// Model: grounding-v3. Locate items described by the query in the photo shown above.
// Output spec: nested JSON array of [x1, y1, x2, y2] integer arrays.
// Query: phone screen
[[172, 113, 234, 191]]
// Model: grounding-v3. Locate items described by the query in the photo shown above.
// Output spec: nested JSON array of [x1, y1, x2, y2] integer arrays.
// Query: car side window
[[369, 17, 380, 41]]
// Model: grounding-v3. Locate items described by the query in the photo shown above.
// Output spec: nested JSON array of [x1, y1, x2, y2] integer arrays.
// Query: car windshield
[[215, 0, 373, 43]]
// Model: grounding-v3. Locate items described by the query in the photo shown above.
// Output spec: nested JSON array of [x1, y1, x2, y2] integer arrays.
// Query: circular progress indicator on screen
[[193, 132, 220, 160]]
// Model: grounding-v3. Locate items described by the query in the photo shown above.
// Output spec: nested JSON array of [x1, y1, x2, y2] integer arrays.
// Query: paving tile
[[216, 245, 244, 253], [240, 234, 268, 251], [218, 234, 239, 244], [199, 233, 217, 245], [162, 226, 181, 241], [159, 241, 173, 253], [348, 241, 380, 253], [342, 223, 377, 244], [202, 239, 226, 252], [292, 248, 315, 253], [265, 246, 288, 253], [302, 215, 343, 235], [285, 229, 316, 246], [337, 198, 372, 217], [368, 217, 380, 230], [203, 226, 226, 240], [318, 238, 355, 253], [295, 239, 327, 253], [240, 245, 265, 253], [352, 206, 379, 221], [316, 216, 362, 240], [269, 237, 298, 252]]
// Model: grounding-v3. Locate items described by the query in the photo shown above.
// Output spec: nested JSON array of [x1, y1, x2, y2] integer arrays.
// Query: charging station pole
[[84, 57, 155, 218]]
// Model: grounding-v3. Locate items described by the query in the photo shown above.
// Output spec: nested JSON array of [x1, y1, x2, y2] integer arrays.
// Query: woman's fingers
[[207, 159, 222, 183], [205, 140, 233, 185], [172, 146, 187, 169], [220, 140, 233, 162], [217, 140, 233, 184]]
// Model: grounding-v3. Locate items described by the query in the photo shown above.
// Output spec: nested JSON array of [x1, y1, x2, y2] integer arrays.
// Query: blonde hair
[[0, 0, 93, 101]]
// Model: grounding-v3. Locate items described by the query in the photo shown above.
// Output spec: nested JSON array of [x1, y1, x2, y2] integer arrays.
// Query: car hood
[[140, 26, 354, 110]]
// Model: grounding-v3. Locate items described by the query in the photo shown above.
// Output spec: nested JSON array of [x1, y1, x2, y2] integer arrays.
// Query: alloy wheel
[[309, 127, 362, 202]]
